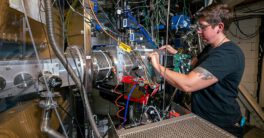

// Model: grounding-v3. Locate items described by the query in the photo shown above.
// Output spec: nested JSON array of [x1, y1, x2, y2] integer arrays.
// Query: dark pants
[[219, 125, 244, 138]]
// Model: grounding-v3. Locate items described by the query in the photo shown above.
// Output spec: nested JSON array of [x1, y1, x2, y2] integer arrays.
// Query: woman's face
[[196, 18, 219, 44]]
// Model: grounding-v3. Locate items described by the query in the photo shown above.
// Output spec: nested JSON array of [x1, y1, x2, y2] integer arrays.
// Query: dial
[[13, 73, 33, 89], [0, 76, 6, 90]]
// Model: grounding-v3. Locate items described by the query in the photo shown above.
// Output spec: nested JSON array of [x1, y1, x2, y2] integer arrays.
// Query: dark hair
[[197, 4, 233, 31]]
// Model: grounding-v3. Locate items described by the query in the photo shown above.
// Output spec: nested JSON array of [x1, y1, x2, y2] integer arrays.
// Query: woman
[[148, 4, 245, 137]]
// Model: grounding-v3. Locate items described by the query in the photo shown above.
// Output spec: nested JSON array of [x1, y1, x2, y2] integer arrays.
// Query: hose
[[44, 0, 101, 137]]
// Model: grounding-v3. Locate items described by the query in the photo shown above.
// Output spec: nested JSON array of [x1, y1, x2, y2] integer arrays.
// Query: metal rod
[[163, 0, 171, 117], [41, 110, 65, 138], [54, 108, 69, 137]]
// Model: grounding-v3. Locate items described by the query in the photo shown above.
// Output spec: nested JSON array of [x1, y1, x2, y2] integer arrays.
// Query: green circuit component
[[173, 53, 191, 74]]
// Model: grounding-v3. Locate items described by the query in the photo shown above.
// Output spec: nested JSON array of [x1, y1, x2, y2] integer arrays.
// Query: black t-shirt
[[191, 41, 245, 127]]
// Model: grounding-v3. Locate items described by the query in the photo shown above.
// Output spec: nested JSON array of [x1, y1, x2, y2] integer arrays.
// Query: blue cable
[[123, 84, 137, 126], [127, 12, 157, 49]]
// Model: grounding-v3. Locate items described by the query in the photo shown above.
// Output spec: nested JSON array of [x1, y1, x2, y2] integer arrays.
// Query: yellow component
[[119, 42, 132, 53], [125, 84, 144, 99]]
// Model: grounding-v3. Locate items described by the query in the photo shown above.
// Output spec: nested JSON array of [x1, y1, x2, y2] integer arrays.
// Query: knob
[[13, 73, 33, 89], [48, 76, 62, 89], [0, 76, 6, 90]]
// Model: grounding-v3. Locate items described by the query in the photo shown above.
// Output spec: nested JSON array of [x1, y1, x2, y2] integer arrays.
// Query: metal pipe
[[44, 0, 101, 137], [41, 110, 65, 138], [163, 0, 171, 116]]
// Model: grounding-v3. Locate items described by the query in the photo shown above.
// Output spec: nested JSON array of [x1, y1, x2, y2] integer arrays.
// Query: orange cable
[[87, 0, 118, 42]]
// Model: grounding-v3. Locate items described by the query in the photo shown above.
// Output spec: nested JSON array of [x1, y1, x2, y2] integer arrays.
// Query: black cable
[[228, 27, 256, 40], [66, 31, 93, 138], [66, 0, 123, 40], [131, 6, 150, 11], [76, 0, 95, 19], [256, 16, 264, 103], [98, 4, 119, 32], [233, 8, 259, 39], [114, 0, 121, 9], [101, 124, 113, 138], [57, 0, 66, 52], [128, 1, 145, 4], [65, 0, 92, 23], [233, 21, 258, 38], [244, 7, 264, 13], [61, 4, 84, 137], [58, 104, 85, 138], [80, 0, 123, 37]]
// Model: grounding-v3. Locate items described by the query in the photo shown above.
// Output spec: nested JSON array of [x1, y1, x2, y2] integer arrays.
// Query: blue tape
[[240, 116, 246, 127]]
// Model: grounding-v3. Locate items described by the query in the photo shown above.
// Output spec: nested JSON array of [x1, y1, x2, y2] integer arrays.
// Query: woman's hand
[[148, 52, 161, 71], [159, 45, 178, 54]]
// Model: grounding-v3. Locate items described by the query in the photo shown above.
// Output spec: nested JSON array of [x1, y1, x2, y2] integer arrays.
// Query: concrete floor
[[244, 127, 264, 138]]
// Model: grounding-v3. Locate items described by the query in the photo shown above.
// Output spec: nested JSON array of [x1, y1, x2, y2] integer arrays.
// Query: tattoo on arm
[[193, 67, 215, 80]]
